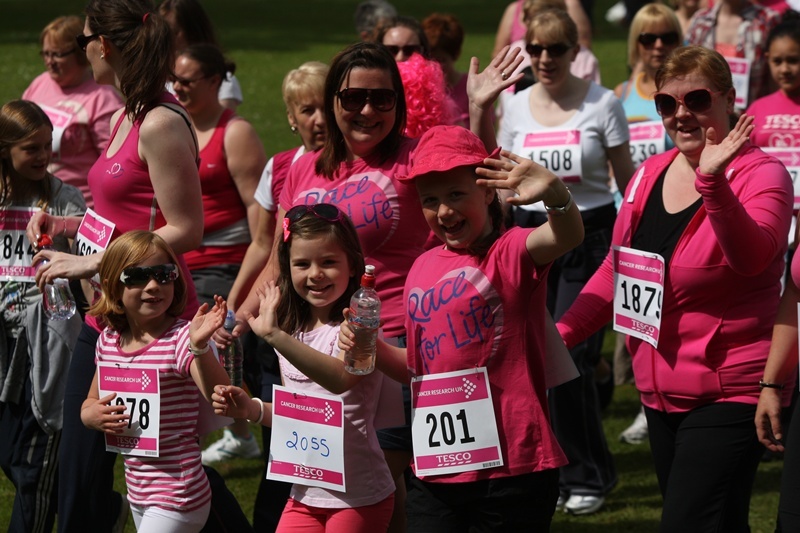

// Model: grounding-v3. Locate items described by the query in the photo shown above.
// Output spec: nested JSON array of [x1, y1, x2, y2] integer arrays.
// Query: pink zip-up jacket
[[557, 145, 793, 412]]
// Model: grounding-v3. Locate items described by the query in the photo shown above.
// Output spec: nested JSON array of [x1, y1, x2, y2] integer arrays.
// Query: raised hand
[[475, 149, 567, 207], [244, 281, 282, 341], [190, 295, 227, 349], [467, 45, 525, 112], [698, 113, 754, 176]]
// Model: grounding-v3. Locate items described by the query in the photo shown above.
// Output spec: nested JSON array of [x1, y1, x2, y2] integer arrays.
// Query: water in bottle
[[222, 310, 243, 387], [346, 264, 380, 375], [37, 234, 76, 321]]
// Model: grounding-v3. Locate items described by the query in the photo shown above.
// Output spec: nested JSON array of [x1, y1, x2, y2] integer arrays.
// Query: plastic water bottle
[[222, 310, 243, 387], [37, 234, 76, 321], [346, 265, 380, 375]]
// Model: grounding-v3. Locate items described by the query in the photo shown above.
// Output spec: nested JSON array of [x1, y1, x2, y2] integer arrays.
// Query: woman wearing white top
[[474, 8, 634, 516]]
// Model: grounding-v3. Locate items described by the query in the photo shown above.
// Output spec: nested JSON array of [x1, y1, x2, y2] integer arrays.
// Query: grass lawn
[[0, 0, 783, 531]]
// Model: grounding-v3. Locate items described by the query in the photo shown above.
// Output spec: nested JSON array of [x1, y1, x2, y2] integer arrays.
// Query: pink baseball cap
[[401, 125, 502, 182]]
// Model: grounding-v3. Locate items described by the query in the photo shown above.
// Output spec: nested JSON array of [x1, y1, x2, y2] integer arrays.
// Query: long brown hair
[[85, 0, 173, 122], [0, 100, 54, 209], [315, 42, 407, 179]]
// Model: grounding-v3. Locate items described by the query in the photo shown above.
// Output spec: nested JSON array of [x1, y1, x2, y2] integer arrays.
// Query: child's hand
[[338, 308, 356, 352], [212, 384, 249, 418], [476, 150, 568, 207], [244, 281, 282, 342], [80, 392, 130, 434], [191, 295, 227, 348]]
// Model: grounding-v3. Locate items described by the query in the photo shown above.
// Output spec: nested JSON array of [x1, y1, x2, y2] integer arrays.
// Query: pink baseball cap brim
[[400, 125, 502, 182]]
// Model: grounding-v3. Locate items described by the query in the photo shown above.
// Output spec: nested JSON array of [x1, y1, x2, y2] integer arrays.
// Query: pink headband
[[142, 12, 151, 24]]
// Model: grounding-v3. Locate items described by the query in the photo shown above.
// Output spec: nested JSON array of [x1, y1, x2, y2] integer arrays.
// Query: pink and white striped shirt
[[95, 319, 211, 512]]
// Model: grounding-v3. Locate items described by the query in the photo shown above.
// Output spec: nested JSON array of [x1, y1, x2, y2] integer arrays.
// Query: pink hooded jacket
[[557, 145, 793, 412]]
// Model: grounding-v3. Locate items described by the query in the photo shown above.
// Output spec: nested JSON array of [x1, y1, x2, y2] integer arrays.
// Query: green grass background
[[0, 1, 783, 531]]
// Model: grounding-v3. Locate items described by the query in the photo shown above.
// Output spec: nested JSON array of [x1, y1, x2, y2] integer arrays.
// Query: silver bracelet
[[544, 188, 574, 216], [188, 343, 211, 356], [247, 398, 265, 425]]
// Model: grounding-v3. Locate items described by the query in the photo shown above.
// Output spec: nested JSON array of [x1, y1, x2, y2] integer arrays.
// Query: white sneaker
[[605, 0, 627, 24], [564, 494, 605, 515], [619, 408, 648, 445], [556, 493, 568, 511], [201, 429, 261, 465]]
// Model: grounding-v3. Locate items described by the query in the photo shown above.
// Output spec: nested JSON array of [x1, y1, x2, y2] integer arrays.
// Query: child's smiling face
[[416, 166, 495, 251]]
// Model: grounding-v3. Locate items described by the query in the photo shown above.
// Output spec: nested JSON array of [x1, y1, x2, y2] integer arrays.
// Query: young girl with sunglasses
[[213, 204, 395, 532], [80, 230, 230, 532], [336, 125, 584, 531], [0, 99, 85, 532]]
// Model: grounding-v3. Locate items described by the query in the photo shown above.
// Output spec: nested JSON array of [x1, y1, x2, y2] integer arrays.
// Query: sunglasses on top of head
[[285, 203, 345, 225], [653, 88, 723, 117], [119, 263, 179, 287], [525, 43, 572, 58], [336, 88, 397, 112], [638, 31, 680, 47], [384, 44, 423, 57], [76, 33, 100, 51]]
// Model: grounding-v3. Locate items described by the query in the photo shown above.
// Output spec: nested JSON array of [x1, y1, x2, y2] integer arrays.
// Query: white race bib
[[763, 148, 800, 209], [522, 129, 583, 183], [628, 121, 666, 168], [726, 57, 751, 110], [411, 367, 503, 477], [613, 246, 665, 348], [0, 207, 39, 281], [73, 208, 115, 291], [267, 386, 346, 492], [98, 363, 161, 457]]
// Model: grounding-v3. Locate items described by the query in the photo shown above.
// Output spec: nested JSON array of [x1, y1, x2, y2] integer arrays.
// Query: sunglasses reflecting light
[[525, 43, 572, 58], [120, 264, 179, 286], [336, 88, 397, 113], [638, 32, 680, 47], [654, 88, 722, 117]]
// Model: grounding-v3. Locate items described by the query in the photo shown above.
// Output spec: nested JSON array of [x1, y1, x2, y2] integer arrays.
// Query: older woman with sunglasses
[[556, 46, 793, 531], [22, 15, 123, 208], [475, 8, 633, 516]]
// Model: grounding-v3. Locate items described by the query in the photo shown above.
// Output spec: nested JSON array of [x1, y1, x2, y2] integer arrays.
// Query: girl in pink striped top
[[80, 231, 231, 532]]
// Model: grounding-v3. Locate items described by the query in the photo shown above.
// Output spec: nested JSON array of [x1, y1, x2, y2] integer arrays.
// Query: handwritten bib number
[[0, 207, 39, 281], [97, 363, 161, 457], [726, 57, 751, 110], [522, 130, 583, 183], [267, 386, 345, 491], [73, 209, 115, 291], [612, 246, 665, 348], [763, 148, 800, 209], [411, 368, 503, 477], [628, 121, 666, 167]]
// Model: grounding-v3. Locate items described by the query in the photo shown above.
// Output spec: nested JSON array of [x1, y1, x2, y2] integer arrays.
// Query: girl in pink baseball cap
[[341, 124, 584, 531]]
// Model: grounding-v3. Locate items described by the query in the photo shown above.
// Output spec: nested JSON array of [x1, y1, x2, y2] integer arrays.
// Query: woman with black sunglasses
[[478, 8, 634, 516], [557, 45, 793, 531]]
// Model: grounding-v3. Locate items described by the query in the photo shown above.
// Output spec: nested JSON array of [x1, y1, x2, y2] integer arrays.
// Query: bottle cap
[[361, 265, 376, 288], [224, 309, 237, 330], [37, 234, 53, 249]]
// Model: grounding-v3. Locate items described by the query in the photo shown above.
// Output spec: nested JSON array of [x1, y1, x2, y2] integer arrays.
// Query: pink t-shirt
[[278, 323, 395, 508], [95, 320, 211, 512], [747, 90, 800, 148], [405, 228, 567, 483], [23, 72, 123, 208], [279, 138, 429, 338]]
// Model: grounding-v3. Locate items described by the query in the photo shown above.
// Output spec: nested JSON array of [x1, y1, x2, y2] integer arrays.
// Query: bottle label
[[0, 207, 39, 281], [410, 367, 504, 477], [98, 363, 161, 457], [267, 385, 346, 491], [73, 208, 116, 292]]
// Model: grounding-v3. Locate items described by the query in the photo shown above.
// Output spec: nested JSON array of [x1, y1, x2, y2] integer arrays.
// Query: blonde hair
[[89, 231, 187, 332], [40, 15, 89, 67], [526, 8, 578, 47], [282, 61, 328, 111], [627, 3, 683, 69], [523, 0, 568, 25]]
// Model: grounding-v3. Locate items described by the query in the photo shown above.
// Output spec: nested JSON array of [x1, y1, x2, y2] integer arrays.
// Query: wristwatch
[[544, 189, 574, 216]]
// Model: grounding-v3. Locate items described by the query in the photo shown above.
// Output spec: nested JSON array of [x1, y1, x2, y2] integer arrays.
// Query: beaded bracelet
[[247, 398, 265, 425]]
